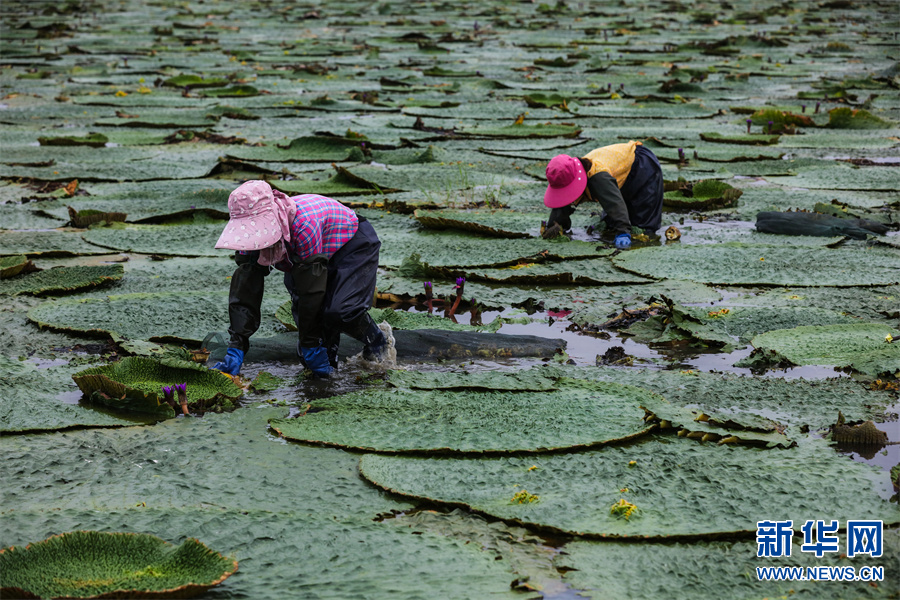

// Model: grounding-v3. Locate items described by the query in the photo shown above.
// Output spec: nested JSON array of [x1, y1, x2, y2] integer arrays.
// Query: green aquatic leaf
[[72, 356, 243, 416], [1, 358, 136, 434], [612, 244, 900, 286], [0, 231, 109, 257], [27, 291, 285, 344], [0, 255, 32, 279], [826, 107, 894, 129], [0, 264, 123, 296], [746, 323, 900, 378], [387, 369, 557, 391], [699, 132, 781, 145], [0, 531, 238, 600], [359, 437, 898, 538], [663, 179, 743, 210], [271, 379, 657, 453], [80, 223, 229, 257], [557, 532, 899, 600], [38, 132, 109, 147]]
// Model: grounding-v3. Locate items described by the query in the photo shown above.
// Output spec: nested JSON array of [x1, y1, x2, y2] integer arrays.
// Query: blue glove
[[615, 233, 632, 249], [213, 348, 244, 375], [300, 346, 333, 377]]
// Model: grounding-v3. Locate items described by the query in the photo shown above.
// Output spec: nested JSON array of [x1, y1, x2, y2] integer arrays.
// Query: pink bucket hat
[[544, 154, 587, 208], [215, 180, 288, 251]]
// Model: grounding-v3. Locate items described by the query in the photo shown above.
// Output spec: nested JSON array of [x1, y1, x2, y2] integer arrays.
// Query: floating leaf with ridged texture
[[27, 291, 285, 344], [0, 231, 109, 257], [72, 356, 243, 416], [388, 369, 557, 391], [359, 437, 898, 538], [0, 531, 237, 599], [0, 255, 33, 279], [0, 264, 123, 296], [556, 531, 899, 600], [745, 323, 900, 378], [699, 132, 780, 145], [38, 132, 109, 147], [612, 244, 900, 286], [663, 180, 743, 210], [271, 379, 658, 453]]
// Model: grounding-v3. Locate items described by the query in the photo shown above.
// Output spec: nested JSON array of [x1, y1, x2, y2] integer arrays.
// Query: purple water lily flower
[[746, 119, 752, 134], [767, 120, 774, 134], [801, 104, 806, 113]]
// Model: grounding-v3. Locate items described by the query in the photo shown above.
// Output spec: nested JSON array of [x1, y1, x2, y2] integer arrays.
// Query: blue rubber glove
[[614, 233, 632, 249], [213, 348, 244, 375], [300, 346, 333, 377]]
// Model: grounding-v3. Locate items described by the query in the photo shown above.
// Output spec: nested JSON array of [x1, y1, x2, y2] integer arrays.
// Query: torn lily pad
[[270, 379, 658, 453], [744, 323, 900, 378], [360, 437, 897, 538], [67, 206, 127, 228], [0, 264, 123, 296], [0, 531, 238, 599], [72, 356, 243, 417]]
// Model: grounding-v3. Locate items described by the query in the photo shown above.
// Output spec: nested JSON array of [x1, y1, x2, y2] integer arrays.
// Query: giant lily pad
[[557, 532, 899, 600], [663, 179, 743, 210], [1, 358, 137, 434], [0, 231, 109, 257], [430, 257, 653, 285], [745, 323, 900, 378], [0, 255, 34, 279], [387, 369, 557, 391], [0, 265, 123, 296], [72, 357, 243, 417], [624, 302, 860, 349], [612, 244, 900, 286], [270, 379, 658, 453], [28, 291, 285, 344], [80, 224, 229, 257], [359, 437, 898, 538], [0, 531, 238, 600]]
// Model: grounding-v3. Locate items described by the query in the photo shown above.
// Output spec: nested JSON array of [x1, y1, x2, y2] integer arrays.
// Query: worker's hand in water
[[300, 346, 333, 377], [614, 233, 632, 249], [213, 348, 244, 375]]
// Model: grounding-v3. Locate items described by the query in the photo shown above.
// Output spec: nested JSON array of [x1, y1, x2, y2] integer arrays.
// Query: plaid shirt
[[286, 194, 358, 260]]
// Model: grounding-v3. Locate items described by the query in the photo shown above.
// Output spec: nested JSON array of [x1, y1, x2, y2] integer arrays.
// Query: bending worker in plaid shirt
[[212, 180, 390, 377]]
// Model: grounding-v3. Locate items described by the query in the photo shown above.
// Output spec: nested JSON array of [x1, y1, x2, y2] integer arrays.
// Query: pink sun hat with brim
[[544, 154, 587, 208], [215, 180, 285, 251]]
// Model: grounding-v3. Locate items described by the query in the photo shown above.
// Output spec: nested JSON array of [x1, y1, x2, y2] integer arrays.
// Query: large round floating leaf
[[557, 532, 899, 600], [0, 530, 237, 599], [1, 358, 137, 434], [388, 369, 557, 392], [0, 255, 33, 279], [359, 438, 898, 539], [80, 224, 228, 257], [226, 136, 364, 163], [0, 264, 122, 296], [747, 323, 900, 378], [38, 132, 109, 147], [72, 357, 243, 417], [663, 179, 743, 210], [0, 508, 527, 600], [27, 291, 285, 344], [699, 132, 781, 145], [612, 244, 900, 286], [270, 379, 657, 453], [0, 231, 109, 257], [433, 257, 653, 285], [413, 209, 535, 239], [458, 123, 582, 139]]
